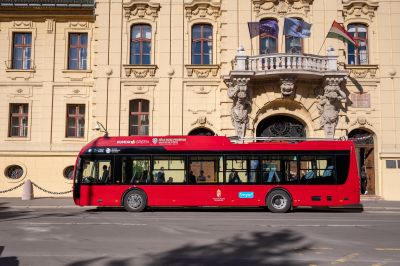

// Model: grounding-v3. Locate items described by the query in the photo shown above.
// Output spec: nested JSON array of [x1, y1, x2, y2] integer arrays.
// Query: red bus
[[72, 136, 360, 213]]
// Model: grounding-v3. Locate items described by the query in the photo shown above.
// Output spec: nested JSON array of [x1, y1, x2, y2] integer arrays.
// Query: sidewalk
[[1, 197, 400, 211]]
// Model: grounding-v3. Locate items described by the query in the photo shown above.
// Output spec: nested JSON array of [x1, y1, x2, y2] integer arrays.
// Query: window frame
[[347, 23, 369, 65], [9, 103, 29, 138], [66, 104, 86, 138], [12, 32, 32, 70], [129, 99, 150, 136], [130, 24, 152, 65], [68, 32, 88, 70], [191, 24, 213, 65]]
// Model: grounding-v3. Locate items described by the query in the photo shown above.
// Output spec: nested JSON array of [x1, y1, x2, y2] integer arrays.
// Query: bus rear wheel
[[267, 190, 291, 213], [124, 190, 147, 212]]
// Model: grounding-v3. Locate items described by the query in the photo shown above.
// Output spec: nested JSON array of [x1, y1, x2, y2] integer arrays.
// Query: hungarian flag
[[327, 21, 357, 46]]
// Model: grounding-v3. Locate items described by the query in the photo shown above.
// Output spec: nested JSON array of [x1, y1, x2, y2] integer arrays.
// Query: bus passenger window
[[189, 156, 220, 184], [81, 159, 112, 184], [225, 156, 248, 184], [261, 158, 282, 184], [153, 156, 186, 184]]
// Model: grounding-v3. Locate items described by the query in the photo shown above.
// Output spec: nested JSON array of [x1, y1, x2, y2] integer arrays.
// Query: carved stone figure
[[280, 77, 296, 96], [317, 77, 346, 138], [227, 78, 251, 137]]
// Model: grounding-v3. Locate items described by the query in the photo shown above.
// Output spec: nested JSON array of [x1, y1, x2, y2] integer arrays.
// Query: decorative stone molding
[[191, 116, 214, 127], [65, 87, 90, 98], [7, 87, 33, 99], [252, 0, 313, 17], [350, 116, 373, 127], [345, 64, 378, 79], [280, 77, 296, 96], [46, 19, 54, 33], [225, 76, 252, 138], [123, 65, 157, 78], [342, 0, 379, 22], [123, 0, 161, 21], [127, 85, 152, 94], [185, 0, 221, 21], [69, 21, 89, 29], [13, 21, 33, 28], [185, 65, 219, 78], [317, 77, 347, 138]]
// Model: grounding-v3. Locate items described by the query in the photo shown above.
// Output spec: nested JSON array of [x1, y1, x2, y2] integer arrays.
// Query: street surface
[[1, 200, 400, 266]]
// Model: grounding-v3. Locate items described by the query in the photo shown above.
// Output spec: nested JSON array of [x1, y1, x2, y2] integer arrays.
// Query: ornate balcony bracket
[[123, 64, 157, 78], [185, 64, 220, 78], [344, 64, 378, 79]]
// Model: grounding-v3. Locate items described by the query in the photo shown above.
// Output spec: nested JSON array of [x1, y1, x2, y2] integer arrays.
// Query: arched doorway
[[256, 115, 306, 138], [348, 129, 375, 195], [188, 127, 215, 136]]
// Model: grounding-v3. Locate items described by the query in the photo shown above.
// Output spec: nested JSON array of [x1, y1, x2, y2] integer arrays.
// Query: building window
[[5, 165, 24, 180], [12, 33, 32, 69], [348, 24, 368, 65], [68, 33, 88, 70], [66, 104, 85, 138], [130, 24, 151, 65], [192, 24, 213, 64], [285, 35, 302, 54], [260, 19, 278, 54], [129, 99, 149, 136], [9, 103, 28, 137]]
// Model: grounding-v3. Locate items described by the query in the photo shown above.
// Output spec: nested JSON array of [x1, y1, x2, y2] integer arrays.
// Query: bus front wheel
[[124, 190, 147, 212], [267, 190, 291, 213]]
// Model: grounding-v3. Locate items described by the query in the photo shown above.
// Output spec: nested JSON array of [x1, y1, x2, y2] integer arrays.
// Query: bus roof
[[79, 136, 354, 155]]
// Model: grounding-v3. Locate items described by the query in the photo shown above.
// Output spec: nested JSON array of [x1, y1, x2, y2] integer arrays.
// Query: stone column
[[317, 77, 347, 138], [226, 77, 251, 138]]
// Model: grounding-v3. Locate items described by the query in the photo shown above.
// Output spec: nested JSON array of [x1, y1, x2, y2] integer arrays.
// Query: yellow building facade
[[0, 0, 399, 200]]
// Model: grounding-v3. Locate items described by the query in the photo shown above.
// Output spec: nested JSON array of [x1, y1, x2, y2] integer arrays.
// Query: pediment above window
[[252, 0, 313, 17], [184, 0, 221, 21], [342, 0, 379, 23], [123, 0, 160, 21]]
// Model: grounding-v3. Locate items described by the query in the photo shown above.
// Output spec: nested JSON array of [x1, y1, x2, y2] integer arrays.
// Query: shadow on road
[[66, 229, 312, 266], [0, 246, 19, 266]]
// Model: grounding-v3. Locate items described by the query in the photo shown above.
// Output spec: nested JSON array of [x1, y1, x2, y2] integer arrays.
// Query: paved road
[[1, 203, 400, 266]]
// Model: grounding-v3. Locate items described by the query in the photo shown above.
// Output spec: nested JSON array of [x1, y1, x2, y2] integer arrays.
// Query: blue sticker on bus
[[238, 192, 254, 199]]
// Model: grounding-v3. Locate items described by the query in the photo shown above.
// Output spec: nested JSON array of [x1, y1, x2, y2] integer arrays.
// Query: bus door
[[79, 155, 114, 206], [298, 155, 337, 205]]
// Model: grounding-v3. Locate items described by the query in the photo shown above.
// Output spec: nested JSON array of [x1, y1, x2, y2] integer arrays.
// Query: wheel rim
[[271, 194, 287, 210], [127, 194, 142, 209]]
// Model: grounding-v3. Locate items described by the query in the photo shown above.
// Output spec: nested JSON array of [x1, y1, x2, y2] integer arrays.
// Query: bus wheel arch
[[266, 188, 292, 213], [122, 189, 148, 212]]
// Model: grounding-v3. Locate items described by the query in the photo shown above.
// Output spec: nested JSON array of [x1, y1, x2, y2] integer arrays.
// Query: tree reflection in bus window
[[153, 156, 186, 184], [299, 155, 335, 184], [121, 156, 150, 184]]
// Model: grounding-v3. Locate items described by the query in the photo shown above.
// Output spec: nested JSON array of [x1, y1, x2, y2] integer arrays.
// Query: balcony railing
[[232, 47, 340, 76]]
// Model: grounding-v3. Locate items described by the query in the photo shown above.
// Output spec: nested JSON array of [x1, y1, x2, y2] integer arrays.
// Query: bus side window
[[261, 157, 282, 184]]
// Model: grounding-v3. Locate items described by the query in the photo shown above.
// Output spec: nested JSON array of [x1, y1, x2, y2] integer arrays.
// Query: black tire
[[266, 190, 292, 213], [123, 190, 147, 212]]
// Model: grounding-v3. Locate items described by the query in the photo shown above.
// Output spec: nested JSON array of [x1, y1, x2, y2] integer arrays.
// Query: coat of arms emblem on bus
[[216, 189, 222, 198], [152, 138, 158, 144]]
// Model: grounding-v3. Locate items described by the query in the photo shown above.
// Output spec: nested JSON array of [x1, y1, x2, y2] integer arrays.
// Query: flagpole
[[318, 34, 328, 55]]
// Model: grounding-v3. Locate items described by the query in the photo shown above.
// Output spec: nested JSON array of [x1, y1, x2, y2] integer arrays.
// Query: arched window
[[285, 18, 303, 54], [188, 127, 215, 136], [192, 24, 213, 64], [130, 24, 151, 65], [348, 24, 368, 65], [129, 99, 149, 136], [259, 19, 278, 54]]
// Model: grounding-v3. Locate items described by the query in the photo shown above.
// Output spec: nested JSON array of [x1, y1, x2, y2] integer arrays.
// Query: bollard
[[21, 179, 33, 200]]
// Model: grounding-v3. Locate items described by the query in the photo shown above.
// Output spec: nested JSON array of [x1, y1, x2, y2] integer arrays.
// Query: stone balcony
[[224, 46, 349, 139], [230, 46, 346, 80]]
